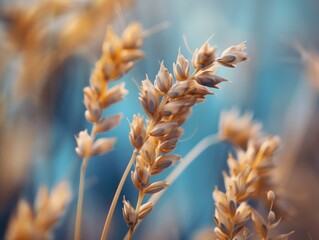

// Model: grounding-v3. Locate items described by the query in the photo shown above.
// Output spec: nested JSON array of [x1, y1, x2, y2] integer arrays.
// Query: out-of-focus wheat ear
[[214, 131, 294, 239], [76, 21, 146, 240], [5, 182, 72, 240]]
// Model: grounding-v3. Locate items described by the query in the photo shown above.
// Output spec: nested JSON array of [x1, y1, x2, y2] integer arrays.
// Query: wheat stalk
[[74, 22, 145, 240], [117, 41, 248, 240]]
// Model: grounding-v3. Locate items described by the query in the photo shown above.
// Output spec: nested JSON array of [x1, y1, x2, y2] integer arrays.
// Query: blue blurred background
[[1, 0, 319, 239]]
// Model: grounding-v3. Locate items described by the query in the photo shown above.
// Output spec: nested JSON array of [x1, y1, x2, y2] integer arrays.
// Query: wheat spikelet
[[5, 182, 71, 240]]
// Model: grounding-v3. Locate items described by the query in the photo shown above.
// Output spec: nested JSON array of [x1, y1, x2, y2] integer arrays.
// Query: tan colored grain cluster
[[77, 22, 144, 156], [213, 155, 294, 239], [123, 42, 248, 239], [74, 22, 145, 240], [218, 109, 280, 199], [5, 182, 71, 240], [212, 111, 294, 240], [76, 22, 144, 166], [0, 0, 131, 98], [226, 136, 280, 199]]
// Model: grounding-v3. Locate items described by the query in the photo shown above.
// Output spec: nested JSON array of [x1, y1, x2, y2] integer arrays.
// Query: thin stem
[[74, 126, 96, 240], [153, 134, 220, 203], [135, 191, 145, 213], [100, 149, 139, 240], [125, 134, 221, 237], [74, 159, 88, 240], [128, 227, 134, 240]]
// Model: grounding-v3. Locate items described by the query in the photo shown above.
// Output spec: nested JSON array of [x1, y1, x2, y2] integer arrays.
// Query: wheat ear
[[214, 134, 294, 239], [74, 22, 145, 240], [120, 41, 248, 240], [5, 182, 71, 240]]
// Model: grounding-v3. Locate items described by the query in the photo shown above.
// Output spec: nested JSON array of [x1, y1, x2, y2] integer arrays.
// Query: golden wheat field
[[1, 0, 319, 239]]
